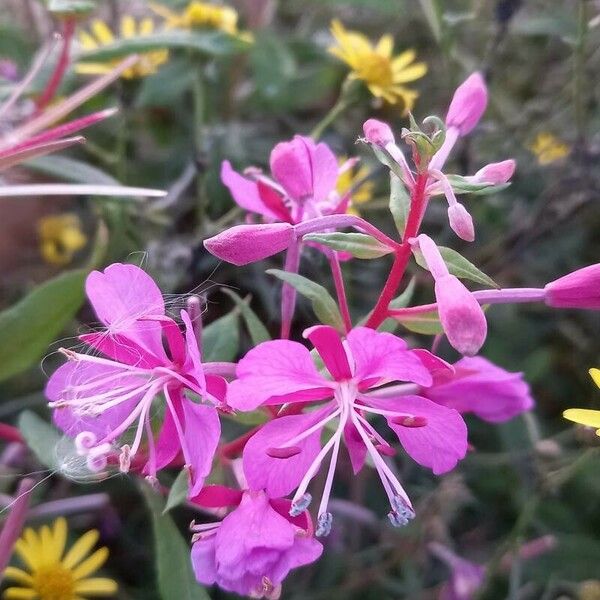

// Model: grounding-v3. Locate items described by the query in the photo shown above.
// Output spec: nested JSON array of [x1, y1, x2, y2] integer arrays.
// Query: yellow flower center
[[32, 565, 76, 600], [355, 52, 393, 88]]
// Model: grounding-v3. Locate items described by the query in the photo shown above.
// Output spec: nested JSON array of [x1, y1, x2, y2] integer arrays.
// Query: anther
[[289, 492, 312, 517], [315, 512, 333, 537], [388, 495, 416, 527], [119, 445, 131, 473], [58, 347, 78, 360]]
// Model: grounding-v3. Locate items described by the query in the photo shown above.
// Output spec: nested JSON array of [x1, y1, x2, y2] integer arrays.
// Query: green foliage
[[202, 311, 240, 362], [303, 232, 393, 259], [18, 411, 62, 471]]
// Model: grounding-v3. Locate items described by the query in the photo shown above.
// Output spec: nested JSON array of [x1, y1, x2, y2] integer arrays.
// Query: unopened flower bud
[[448, 203, 475, 242], [446, 72, 488, 135], [363, 118, 395, 146], [544, 264, 600, 309]]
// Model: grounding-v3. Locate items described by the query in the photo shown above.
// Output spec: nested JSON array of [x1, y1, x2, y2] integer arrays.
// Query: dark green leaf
[[445, 174, 510, 196], [303, 232, 393, 259], [267, 270, 344, 331], [202, 311, 239, 362], [141, 484, 210, 600], [396, 310, 444, 335], [26, 156, 120, 186], [221, 289, 270, 345], [163, 470, 189, 513], [18, 411, 62, 471], [389, 172, 410, 237], [0, 269, 87, 382]]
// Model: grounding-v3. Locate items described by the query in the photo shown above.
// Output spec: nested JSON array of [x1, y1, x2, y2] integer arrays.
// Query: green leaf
[[221, 409, 269, 427], [418, 0, 443, 42], [444, 174, 510, 196], [413, 245, 498, 288], [202, 311, 240, 362], [163, 470, 189, 513], [0, 269, 87, 382], [141, 484, 210, 600], [267, 270, 344, 331], [78, 30, 248, 63], [303, 232, 393, 260], [47, 0, 96, 14], [396, 310, 444, 335], [389, 172, 410, 237], [221, 289, 270, 345], [18, 411, 62, 471], [25, 156, 120, 186], [369, 145, 406, 182]]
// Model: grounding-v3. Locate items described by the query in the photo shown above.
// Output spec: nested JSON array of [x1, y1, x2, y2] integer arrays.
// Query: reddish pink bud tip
[[363, 118, 395, 146], [446, 72, 488, 135], [544, 263, 600, 309], [448, 203, 475, 242], [474, 159, 516, 184], [375, 443, 397, 456], [390, 415, 428, 428], [266, 446, 302, 459]]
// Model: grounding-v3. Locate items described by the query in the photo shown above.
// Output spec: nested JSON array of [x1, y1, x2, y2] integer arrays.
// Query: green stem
[[311, 78, 360, 140]]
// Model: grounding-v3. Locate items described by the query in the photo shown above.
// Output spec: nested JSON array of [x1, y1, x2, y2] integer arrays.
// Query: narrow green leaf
[[396, 310, 444, 335], [303, 232, 393, 259], [26, 155, 120, 186], [445, 174, 510, 195], [267, 270, 344, 331], [414, 246, 498, 288], [389, 172, 410, 237], [78, 30, 248, 63], [164, 470, 189, 514], [221, 289, 270, 345], [141, 484, 210, 600], [0, 269, 87, 382], [202, 311, 240, 362], [18, 411, 62, 471], [369, 145, 406, 182], [418, 0, 443, 41]]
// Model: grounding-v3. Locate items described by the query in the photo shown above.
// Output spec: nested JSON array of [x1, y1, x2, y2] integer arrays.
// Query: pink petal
[[363, 118, 395, 146], [412, 349, 455, 382], [206, 374, 228, 404], [221, 160, 281, 220], [447, 203, 475, 242], [79, 332, 162, 369], [243, 408, 330, 498], [153, 408, 181, 471], [191, 534, 218, 587], [203, 223, 295, 266], [445, 72, 488, 135], [380, 395, 468, 475], [346, 327, 432, 388], [545, 263, 600, 309], [257, 180, 293, 223], [270, 136, 338, 202], [344, 421, 368, 474], [181, 310, 206, 392], [471, 159, 516, 184], [191, 485, 243, 508], [227, 340, 332, 411], [303, 325, 351, 381]]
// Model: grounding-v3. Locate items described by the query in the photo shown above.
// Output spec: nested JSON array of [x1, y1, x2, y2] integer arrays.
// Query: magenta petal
[[227, 340, 332, 411], [243, 408, 330, 497], [206, 374, 227, 404], [425, 356, 534, 423], [270, 136, 338, 202], [545, 264, 600, 309], [445, 72, 488, 135], [191, 485, 244, 508], [181, 400, 221, 497], [47, 361, 142, 439], [180, 310, 206, 392], [303, 325, 351, 381], [412, 349, 455, 382], [153, 408, 181, 471], [203, 223, 295, 266], [347, 327, 432, 388], [191, 534, 218, 587], [381, 395, 468, 475], [79, 332, 162, 369], [344, 421, 368, 474]]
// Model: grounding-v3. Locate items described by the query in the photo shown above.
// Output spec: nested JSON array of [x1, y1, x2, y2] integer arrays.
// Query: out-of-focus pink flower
[[544, 264, 600, 309], [46, 263, 224, 496], [228, 325, 467, 534], [191, 488, 322, 599], [423, 356, 534, 422], [445, 72, 488, 136]]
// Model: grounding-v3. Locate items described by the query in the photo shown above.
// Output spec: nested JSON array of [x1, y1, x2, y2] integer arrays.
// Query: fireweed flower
[[563, 369, 600, 436], [190, 485, 322, 598], [45, 263, 224, 496], [37, 213, 87, 266], [3, 517, 117, 600], [328, 20, 427, 112], [528, 132, 570, 165], [76, 18, 169, 79], [229, 325, 468, 534]]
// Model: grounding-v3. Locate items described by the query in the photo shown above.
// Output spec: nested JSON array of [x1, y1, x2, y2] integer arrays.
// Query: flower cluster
[[44, 72, 600, 598]]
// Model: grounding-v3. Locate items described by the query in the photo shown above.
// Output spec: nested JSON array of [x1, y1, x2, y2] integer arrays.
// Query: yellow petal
[[40, 524, 57, 563], [2, 567, 33, 586], [62, 530, 99, 569], [52, 517, 68, 560], [391, 49, 417, 71], [392, 62, 427, 83], [375, 34, 394, 58], [590, 368, 600, 388], [139, 18, 154, 36], [3, 588, 37, 600], [72, 547, 109, 580], [78, 31, 98, 50], [563, 408, 600, 434], [149, 2, 177, 20], [74, 577, 118, 595], [14, 532, 40, 570], [91, 20, 114, 45], [121, 15, 136, 39]]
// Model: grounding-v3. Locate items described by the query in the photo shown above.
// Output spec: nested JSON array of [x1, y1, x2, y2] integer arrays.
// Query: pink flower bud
[[363, 119, 395, 146], [435, 275, 488, 356], [472, 159, 516, 184], [446, 72, 488, 135], [204, 223, 295, 266], [544, 264, 600, 309], [447, 203, 475, 242]]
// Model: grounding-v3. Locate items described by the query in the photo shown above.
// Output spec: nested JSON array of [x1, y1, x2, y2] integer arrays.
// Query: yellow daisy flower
[[76, 17, 169, 79], [336, 158, 375, 215], [563, 368, 600, 436], [328, 19, 427, 113], [3, 517, 117, 599], [528, 132, 570, 165], [37, 214, 87, 266], [150, 1, 239, 35]]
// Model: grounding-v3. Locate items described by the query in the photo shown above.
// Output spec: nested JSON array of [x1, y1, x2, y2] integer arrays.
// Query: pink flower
[[469, 159, 516, 185], [423, 356, 534, 422], [363, 118, 395, 146], [228, 326, 468, 533], [544, 263, 600, 309], [191, 487, 322, 599], [445, 72, 488, 136], [414, 235, 487, 355], [45, 263, 224, 496]]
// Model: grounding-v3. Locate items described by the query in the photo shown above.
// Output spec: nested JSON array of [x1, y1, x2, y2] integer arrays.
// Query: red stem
[[36, 17, 76, 111], [0, 423, 24, 444], [328, 251, 352, 333], [365, 172, 429, 329]]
